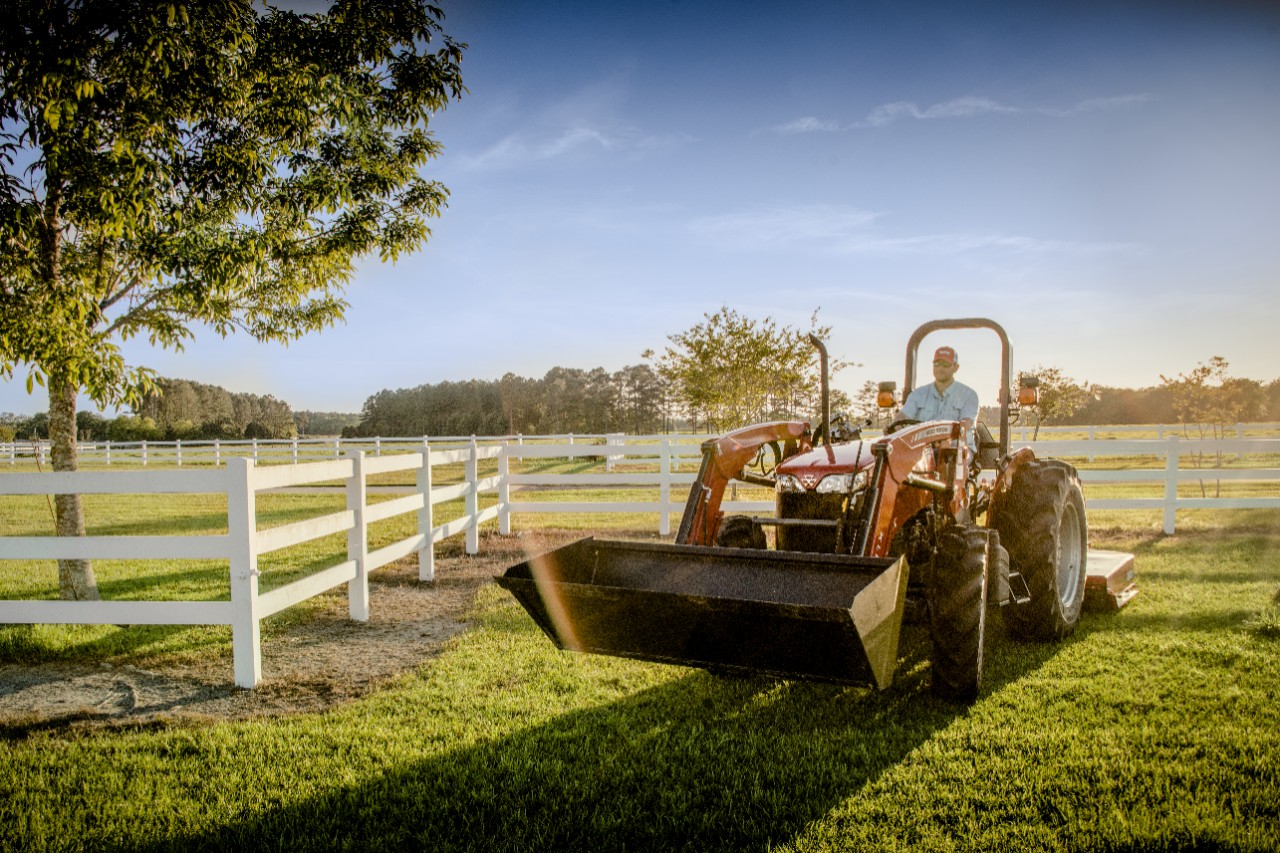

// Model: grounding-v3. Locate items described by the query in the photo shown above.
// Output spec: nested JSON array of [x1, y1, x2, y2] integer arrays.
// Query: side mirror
[[876, 381, 897, 409]]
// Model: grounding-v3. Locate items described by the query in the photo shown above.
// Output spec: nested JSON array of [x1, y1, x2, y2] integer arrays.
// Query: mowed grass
[[1, 500, 1279, 851]]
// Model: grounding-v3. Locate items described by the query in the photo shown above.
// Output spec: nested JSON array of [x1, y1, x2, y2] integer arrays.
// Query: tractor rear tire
[[930, 524, 988, 703], [716, 515, 767, 549], [992, 460, 1088, 641]]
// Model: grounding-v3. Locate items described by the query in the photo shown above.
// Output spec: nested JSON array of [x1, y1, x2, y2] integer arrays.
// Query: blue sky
[[4, 0, 1279, 416]]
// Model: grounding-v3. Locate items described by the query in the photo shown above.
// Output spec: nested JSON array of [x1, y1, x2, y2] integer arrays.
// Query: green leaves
[[652, 308, 853, 432], [0, 0, 465, 411]]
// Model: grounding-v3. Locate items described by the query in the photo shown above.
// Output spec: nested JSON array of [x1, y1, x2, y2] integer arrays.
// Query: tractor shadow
[[135, 624, 1066, 853]]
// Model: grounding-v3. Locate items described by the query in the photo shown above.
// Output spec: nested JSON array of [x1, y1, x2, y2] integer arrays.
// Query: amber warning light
[[1018, 375, 1040, 408], [877, 381, 898, 409]]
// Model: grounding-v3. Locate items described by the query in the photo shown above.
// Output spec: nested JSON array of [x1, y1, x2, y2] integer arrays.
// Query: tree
[[1161, 357, 1265, 440], [1023, 365, 1092, 439], [0, 1, 464, 598], [612, 363, 665, 434], [294, 410, 360, 436], [1160, 357, 1267, 496], [850, 379, 887, 427], [1267, 379, 1280, 421], [649, 308, 851, 432]]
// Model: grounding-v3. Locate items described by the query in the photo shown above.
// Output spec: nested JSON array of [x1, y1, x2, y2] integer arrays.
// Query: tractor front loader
[[498, 318, 1136, 702]]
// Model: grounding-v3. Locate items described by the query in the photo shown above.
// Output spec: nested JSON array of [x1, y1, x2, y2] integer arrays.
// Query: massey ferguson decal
[[904, 424, 955, 447]]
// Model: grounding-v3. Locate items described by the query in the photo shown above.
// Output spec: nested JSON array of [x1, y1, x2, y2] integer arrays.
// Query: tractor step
[[497, 537, 909, 689], [1084, 549, 1138, 612]]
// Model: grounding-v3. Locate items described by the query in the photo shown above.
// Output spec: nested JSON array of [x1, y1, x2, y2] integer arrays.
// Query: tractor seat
[[974, 422, 1000, 469]]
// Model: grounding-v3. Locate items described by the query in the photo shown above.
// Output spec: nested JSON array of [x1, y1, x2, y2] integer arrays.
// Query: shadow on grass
[[84, 511, 231, 537], [127, 628, 1065, 853], [0, 621, 232, 665]]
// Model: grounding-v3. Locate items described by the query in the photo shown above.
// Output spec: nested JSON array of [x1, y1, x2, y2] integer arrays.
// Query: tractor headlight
[[815, 470, 870, 494], [775, 474, 806, 493]]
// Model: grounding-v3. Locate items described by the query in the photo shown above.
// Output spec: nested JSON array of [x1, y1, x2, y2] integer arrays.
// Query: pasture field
[[1, 493, 1279, 850]]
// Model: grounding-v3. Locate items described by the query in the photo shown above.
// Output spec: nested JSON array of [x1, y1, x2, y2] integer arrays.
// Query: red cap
[[933, 346, 958, 365]]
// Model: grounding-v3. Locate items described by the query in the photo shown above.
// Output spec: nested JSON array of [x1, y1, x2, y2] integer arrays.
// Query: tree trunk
[[49, 372, 99, 600]]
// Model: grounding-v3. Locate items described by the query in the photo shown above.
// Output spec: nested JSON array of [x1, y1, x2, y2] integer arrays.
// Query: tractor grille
[[776, 492, 845, 553]]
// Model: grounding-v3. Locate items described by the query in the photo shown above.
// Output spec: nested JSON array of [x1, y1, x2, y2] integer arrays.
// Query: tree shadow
[[123, 624, 1066, 853]]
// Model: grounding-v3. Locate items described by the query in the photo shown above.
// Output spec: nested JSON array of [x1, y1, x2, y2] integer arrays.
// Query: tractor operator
[[898, 345, 979, 444]]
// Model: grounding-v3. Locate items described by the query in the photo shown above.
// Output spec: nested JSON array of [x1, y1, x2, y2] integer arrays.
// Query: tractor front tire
[[993, 460, 1088, 641], [930, 524, 988, 703], [716, 515, 767, 549]]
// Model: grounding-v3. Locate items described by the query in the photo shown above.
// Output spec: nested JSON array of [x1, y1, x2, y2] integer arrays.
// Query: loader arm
[[676, 420, 812, 546]]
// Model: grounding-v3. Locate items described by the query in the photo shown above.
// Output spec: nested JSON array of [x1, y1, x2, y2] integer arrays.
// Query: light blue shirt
[[900, 381, 979, 426]]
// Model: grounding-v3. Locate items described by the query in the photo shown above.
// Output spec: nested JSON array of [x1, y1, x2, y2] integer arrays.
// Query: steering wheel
[[885, 417, 920, 435]]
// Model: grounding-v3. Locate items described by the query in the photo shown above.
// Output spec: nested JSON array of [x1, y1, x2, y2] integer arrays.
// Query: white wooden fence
[[1, 432, 618, 467], [2, 432, 1278, 687], [0, 442, 504, 688], [498, 434, 1280, 536], [1020, 435, 1280, 534]]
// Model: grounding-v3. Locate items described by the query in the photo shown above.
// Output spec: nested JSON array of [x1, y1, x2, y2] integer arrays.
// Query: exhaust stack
[[809, 334, 830, 446]]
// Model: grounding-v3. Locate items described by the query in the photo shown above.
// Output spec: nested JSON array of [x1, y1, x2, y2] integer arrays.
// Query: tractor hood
[[777, 440, 876, 488]]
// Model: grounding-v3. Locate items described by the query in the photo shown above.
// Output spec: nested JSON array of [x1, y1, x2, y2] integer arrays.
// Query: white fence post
[[214, 439, 221, 467], [292, 438, 299, 465], [499, 442, 512, 535], [226, 457, 262, 688], [418, 440, 435, 582], [346, 450, 370, 621], [466, 438, 480, 555], [660, 438, 672, 537], [140, 441, 148, 466], [176, 439, 183, 467], [1164, 435, 1180, 535]]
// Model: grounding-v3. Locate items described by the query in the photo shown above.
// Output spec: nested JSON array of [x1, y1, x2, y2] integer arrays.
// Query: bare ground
[[0, 530, 588, 737]]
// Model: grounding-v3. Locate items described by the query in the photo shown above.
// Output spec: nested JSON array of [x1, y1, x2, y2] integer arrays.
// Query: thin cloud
[[461, 125, 694, 170], [857, 96, 1019, 128], [856, 93, 1154, 128], [688, 204, 1143, 257], [1037, 94, 1155, 117], [765, 116, 841, 135], [688, 205, 881, 250], [764, 93, 1154, 133], [836, 233, 1144, 256]]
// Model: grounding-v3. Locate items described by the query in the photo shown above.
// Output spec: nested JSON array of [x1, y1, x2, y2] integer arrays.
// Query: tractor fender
[[988, 447, 1037, 517]]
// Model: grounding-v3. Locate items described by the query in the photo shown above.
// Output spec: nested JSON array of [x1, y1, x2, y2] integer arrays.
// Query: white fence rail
[[3, 432, 1278, 686], [6, 423, 1279, 468], [0, 442, 504, 688], [0, 432, 623, 467], [1020, 436, 1280, 533]]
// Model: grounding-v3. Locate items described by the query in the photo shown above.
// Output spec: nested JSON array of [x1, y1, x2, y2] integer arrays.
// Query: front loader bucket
[[496, 538, 909, 690]]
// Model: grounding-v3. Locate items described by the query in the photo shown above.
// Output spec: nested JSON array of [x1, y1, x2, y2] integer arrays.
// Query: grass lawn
[[2, 505, 1279, 851]]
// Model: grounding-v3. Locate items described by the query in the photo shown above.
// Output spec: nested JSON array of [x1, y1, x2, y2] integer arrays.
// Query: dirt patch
[[0, 530, 589, 736]]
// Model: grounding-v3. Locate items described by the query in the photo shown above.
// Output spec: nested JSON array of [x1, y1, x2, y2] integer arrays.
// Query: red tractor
[[499, 318, 1135, 702]]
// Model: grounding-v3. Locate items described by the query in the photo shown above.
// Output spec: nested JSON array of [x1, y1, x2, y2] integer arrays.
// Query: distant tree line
[[978, 361, 1280, 434], [347, 309, 855, 438], [0, 378, 298, 442], [294, 411, 364, 437], [5, 319, 1280, 447], [346, 365, 668, 438]]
